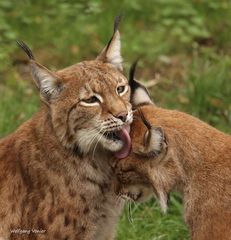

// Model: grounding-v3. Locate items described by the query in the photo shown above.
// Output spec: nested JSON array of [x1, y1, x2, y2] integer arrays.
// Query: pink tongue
[[115, 125, 132, 159]]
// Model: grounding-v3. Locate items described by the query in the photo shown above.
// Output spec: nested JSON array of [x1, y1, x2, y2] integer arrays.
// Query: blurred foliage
[[0, 0, 231, 239], [1, 0, 231, 68]]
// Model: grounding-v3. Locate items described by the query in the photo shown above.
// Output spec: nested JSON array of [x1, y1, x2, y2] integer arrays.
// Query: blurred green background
[[0, 0, 231, 239]]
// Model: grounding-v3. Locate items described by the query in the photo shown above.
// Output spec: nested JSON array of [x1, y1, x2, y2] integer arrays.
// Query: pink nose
[[116, 111, 128, 122]]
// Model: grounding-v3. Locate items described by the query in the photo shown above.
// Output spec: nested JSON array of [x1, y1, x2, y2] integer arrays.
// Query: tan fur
[[0, 24, 132, 239], [115, 105, 231, 240]]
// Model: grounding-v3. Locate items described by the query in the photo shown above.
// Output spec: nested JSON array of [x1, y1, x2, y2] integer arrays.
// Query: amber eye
[[117, 85, 127, 95], [84, 96, 99, 104]]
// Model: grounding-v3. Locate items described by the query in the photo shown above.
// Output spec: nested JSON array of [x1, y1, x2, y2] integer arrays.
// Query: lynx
[[115, 62, 231, 240], [0, 18, 133, 240]]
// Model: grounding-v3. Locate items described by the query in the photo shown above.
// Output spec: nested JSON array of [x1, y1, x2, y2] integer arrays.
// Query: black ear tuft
[[105, 14, 122, 52], [113, 14, 122, 33], [129, 59, 139, 91], [128, 60, 153, 107], [16, 40, 35, 60], [128, 60, 151, 98], [138, 108, 152, 130]]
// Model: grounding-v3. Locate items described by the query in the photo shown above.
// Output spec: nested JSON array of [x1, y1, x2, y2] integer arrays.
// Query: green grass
[[0, 0, 231, 239], [0, 76, 39, 137], [117, 195, 188, 240]]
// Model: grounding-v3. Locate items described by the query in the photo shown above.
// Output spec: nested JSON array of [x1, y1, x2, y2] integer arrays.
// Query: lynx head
[[115, 108, 167, 205], [114, 62, 169, 212], [17, 17, 132, 158]]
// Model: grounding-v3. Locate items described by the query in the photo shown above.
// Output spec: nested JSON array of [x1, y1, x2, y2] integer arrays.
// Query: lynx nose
[[116, 111, 128, 123]]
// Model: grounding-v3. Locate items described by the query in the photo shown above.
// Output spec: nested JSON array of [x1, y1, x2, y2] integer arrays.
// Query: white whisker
[[92, 129, 105, 160]]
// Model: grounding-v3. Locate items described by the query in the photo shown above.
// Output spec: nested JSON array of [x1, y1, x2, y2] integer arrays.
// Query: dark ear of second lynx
[[115, 63, 231, 240]]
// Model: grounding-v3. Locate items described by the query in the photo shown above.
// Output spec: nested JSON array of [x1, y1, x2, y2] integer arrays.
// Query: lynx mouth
[[103, 132, 121, 141], [103, 125, 132, 159]]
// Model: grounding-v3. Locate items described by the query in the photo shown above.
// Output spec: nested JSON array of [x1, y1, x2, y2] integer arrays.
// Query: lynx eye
[[84, 96, 99, 104], [80, 94, 103, 107], [117, 85, 128, 96]]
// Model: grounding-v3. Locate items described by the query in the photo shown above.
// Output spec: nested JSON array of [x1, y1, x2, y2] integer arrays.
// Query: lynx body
[[0, 19, 132, 240], [115, 63, 231, 240]]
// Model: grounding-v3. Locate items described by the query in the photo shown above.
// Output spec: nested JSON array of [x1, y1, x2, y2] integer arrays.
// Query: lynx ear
[[145, 127, 165, 154], [17, 41, 63, 102], [96, 16, 123, 71], [138, 109, 164, 155], [134, 125, 165, 158], [129, 60, 153, 107]]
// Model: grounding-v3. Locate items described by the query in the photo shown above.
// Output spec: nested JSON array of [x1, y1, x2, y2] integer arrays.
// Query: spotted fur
[[0, 19, 131, 240]]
